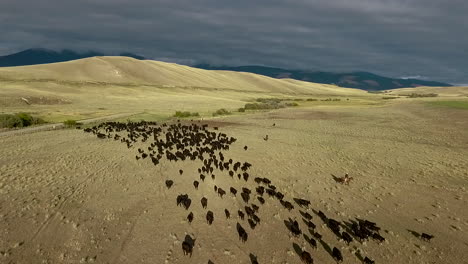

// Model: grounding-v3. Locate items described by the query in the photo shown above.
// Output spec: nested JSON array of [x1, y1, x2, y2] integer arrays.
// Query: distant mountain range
[[194, 64, 452, 91], [0, 48, 145, 67], [0, 49, 451, 90]]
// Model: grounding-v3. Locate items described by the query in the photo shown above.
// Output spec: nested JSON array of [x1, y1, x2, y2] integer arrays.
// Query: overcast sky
[[1, 0, 467, 84]]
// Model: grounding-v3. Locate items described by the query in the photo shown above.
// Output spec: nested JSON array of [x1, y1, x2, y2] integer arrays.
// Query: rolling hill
[[0, 49, 452, 91], [0, 48, 145, 67], [194, 64, 452, 91]]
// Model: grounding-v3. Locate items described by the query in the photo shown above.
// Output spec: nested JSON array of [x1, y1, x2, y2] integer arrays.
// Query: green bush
[[382, 96, 398, 100], [212, 108, 231, 116], [407, 93, 438, 98], [285, 102, 299, 107], [306, 98, 318, 101], [63, 119, 82, 127], [0, 113, 45, 128], [173, 111, 199, 118], [238, 108, 245, 112]]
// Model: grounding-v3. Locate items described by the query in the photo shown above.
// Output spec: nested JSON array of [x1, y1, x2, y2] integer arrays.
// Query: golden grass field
[[1, 57, 468, 264]]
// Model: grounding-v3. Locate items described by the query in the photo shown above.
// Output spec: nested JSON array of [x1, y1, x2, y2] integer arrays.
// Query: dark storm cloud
[[1, 0, 467, 83]]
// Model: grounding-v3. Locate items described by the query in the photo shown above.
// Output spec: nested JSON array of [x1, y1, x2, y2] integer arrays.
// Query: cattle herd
[[84, 120, 433, 264]]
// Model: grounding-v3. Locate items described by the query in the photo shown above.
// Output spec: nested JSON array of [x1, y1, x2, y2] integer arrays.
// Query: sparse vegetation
[[306, 98, 318, 101], [382, 96, 399, 100], [212, 108, 231, 116], [407, 93, 438, 98], [321, 98, 341, 101], [285, 102, 299, 107], [238, 108, 245, 112], [173, 111, 200, 118], [63, 119, 82, 127], [244, 102, 282, 110], [0, 113, 45, 128]]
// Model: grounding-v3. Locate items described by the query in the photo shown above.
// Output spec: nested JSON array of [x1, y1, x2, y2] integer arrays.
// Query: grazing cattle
[[217, 188, 226, 197], [200, 174, 206, 181], [254, 177, 263, 184], [165, 180, 174, 189], [372, 233, 385, 243], [206, 211, 214, 225], [241, 192, 250, 203], [342, 232, 353, 244], [243, 172, 249, 181], [244, 146, 248, 151], [257, 196, 265, 204], [211, 174, 215, 180], [245, 206, 255, 216], [328, 219, 341, 236], [280, 200, 294, 211], [177, 194, 189, 207], [364, 257, 375, 264], [256, 186, 265, 195], [179, 169, 183, 175], [262, 178, 271, 185], [306, 235, 317, 249], [238, 210, 245, 220], [142, 153, 148, 159], [193, 181, 199, 190], [187, 212, 194, 223], [305, 220, 316, 229], [242, 187, 251, 194], [332, 247, 343, 263], [248, 219, 256, 229], [318, 211, 327, 220], [302, 211, 313, 220], [252, 214, 260, 224], [214, 185, 218, 192], [286, 219, 301, 236], [201, 197, 208, 209], [230, 187, 238, 196], [251, 204, 259, 212], [182, 235, 195, 257], [182, 241, 193, 257], [266, 189, 276, 197], [421, 233, 434, 241], [312, 231, 322, 240], [295, 198, 311, 208], [229, 171, 234, 177], [225, 209, 230, 219], [249, 254, 259, 264], [236, 223, 248, 242], [301, 250, 313, 264], [275, 192, 284, 200], [263, 135, 268, 141], [182, 198, 191, 210]]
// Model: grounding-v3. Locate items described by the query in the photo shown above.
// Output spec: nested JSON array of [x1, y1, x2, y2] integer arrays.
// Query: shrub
[[285, 102, 299, 107], [306, 98, 318, 101], [321, 98, 341, 102], [0, 113, 45, 128], [407, 93, 438, 98], [63, 119, 82, 127], [173, 111, 199, 118], [212, 108, 231, 116], [238, 108, 245, 112], [256, 98, 283, 104], [382, 96, 398, 100]]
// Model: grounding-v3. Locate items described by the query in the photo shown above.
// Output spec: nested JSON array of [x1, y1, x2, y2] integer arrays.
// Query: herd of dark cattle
[[84, 120, 434, 264]]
